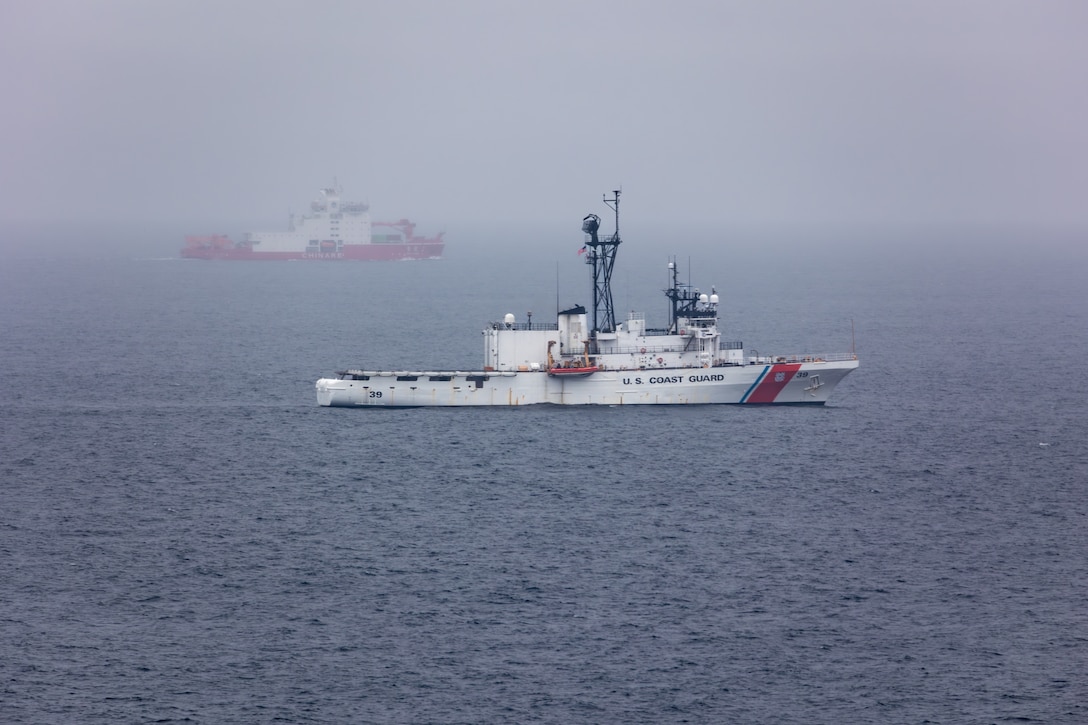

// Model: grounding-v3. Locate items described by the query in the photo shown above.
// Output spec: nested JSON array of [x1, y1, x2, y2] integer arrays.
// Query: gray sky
[[2, 0, 1086, 230]]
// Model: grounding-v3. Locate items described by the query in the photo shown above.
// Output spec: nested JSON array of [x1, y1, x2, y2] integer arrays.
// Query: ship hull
[[181, 242, 444, 261], [315, 360, 858, 407]]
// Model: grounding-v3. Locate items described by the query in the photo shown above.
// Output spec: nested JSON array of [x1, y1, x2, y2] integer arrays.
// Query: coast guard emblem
[[774, 372, 786, 382]]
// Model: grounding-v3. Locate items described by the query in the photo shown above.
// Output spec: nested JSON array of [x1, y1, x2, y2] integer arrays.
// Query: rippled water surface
[[3, 231, 1087, 723]]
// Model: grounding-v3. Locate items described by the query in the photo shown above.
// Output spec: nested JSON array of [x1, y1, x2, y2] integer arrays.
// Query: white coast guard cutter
[[316, 191, 858, 407]]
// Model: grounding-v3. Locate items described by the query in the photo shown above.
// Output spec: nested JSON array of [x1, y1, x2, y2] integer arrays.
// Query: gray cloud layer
[[2, 0, 1086, 230]]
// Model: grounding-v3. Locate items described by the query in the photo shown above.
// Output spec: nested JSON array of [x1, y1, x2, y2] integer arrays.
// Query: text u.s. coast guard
[[623, 374, 726, 385]]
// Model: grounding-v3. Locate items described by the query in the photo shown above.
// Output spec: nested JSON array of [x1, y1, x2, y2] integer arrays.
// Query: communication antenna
[[555, 262, 560, 315]]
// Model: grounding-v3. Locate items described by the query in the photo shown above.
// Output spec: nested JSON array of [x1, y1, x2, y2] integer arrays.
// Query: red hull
[[181, 241, 444, 261]]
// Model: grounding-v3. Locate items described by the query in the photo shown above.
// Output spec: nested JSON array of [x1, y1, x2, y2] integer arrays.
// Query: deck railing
[[748, 352, 858, 364], [489, 321, 559, 331]]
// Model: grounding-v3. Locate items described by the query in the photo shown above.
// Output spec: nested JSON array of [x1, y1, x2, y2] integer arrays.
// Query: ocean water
[[2, 227, 1087, 723]]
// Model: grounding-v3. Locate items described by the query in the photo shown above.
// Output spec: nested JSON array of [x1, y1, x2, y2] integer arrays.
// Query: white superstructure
[[245, 186, 371, 254], [316, 191, 858, 407]]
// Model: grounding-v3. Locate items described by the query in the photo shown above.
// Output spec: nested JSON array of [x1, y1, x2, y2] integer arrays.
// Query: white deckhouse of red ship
[[316, 191, 858, 406], [183, 184, 443, 261]]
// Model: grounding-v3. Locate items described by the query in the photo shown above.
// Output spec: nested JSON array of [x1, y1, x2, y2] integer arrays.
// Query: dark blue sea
[[2, 225, 1087, 724]]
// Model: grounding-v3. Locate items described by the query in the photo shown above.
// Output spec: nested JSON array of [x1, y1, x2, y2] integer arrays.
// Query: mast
[[581, 190, 622, 334], [667, 259, 682, 331], [665, 255, 718, 333]]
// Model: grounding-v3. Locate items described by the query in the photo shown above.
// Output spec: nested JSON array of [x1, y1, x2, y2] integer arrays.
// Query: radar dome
[[504, 313, 515, 326]]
